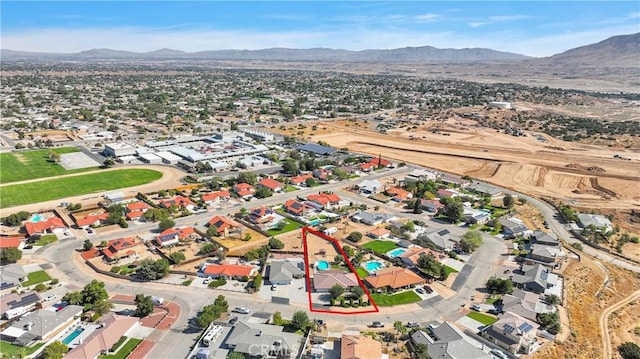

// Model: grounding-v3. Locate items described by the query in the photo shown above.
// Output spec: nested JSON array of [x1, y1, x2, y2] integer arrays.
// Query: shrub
[[111, 266, 121, 273], [208, 278, 227, 288], [35, 283, 48, 292], [50, 278, 59, 285], [182, 280, 193, 286]]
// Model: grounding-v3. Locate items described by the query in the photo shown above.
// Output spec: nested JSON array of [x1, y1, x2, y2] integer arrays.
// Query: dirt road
[[601, 290, 640, 359]]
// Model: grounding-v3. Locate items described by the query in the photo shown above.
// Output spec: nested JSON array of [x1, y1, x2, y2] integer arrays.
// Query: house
[[125, 201, 152, 220], [439, 174, 470, 188], [307, 193, 343, 209], [233, 183, 256, 199], [259, 177, 284, 192], [410, 321, 491, 359], [418, 229, 461, 251], [101, 237, 139, 262], [0, 264, 27, 293], [283, 199, 311, 217], [223, 320, 304, 359], [358, 162, 377, 172], [398, 247, 445, 268], [201, 190, 231, 205], [420, 199, 444, 213], [386, 187, 413, 202], [156, 227, 198, 247], [480, 312, 539, 354], [528, 245, 565, 265], [468, 182, 503, 198], [404, 169, 438, 183], [367, 227, 390, 239], [161, 195, 195, 210], [290, 174, 314, 186], [65, 314, 139, 359], [499, 289, 556, 322], [436, 188, 456, 198], [350, 211, 396, 226], [341, 334, 383, 359], [313, 271, 359, 292], [24, 217, 65, 237], [356, 179, 383, 194], [500, 217, 531, 236], [1, 291, 41, 320], [267, 260, 305, 285], [207, 216, 242, 237], [248, 206, 275, 225], [577, 213, 613, 232], [364, 267, 425, 291], [202, 264, 255, 279], [312, 168, 332, 181], [297, 143, 336, 156], [0, 236, 25, 250], [463, 208, 491, 225], [368, 157, 393, 168], [74, 212, 110, 228], [529, 231, 559, 246], [0, 305, 83, 346], [511, 264, 559, 294]]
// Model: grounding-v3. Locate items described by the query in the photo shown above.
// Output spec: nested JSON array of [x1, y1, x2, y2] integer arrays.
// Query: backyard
[[362, 240, 398, 254], [21, 270, 52, 287], [0, 341, 44, 357], [0, 147, 94, 184], [0, 169, 162, 208], [267, 219, 305, 236], [356, 268, 369, 278], [370, 291, 422, 306]]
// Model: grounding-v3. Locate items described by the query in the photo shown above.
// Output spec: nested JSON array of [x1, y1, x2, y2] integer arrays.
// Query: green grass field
[[99, 338, 142, 359], [466, 311, 498, 325], [21, 270, 52, 287], [0, 169, 162, 209], [0, 341, 44, 357], [370, 291, 421, 306], [444, 265, 459, 276], [356, 267, 369, 278], [0, 147, 98, 184], [35, 234, 58, 246], [362, 240, 398, 254], [267, 219, 304, 236]]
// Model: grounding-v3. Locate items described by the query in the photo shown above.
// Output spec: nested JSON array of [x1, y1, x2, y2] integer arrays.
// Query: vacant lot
[[0, 147, 97, 183], [0, 169, 162, 208]]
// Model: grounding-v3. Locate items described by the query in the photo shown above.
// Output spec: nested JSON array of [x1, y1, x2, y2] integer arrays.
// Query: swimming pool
[[316, 260, 330, 271], [29, 214, 44, 223], [387, 248, 407, 258], [62, 326, 85, 345], [308, 219, 321, 226], [364, 260, 384, 273]]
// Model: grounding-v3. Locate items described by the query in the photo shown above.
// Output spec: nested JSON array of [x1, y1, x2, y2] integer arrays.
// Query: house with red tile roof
[[24, 217, 66, 237], [201, 190, 230, 205], [398, 247, 446, 268], [126, 210, 145, 220], [0, 236, 24, 250], [312, 168, 333, 181], [101, 237, 139, 262], [385, 187, 413, 202], [160, 196, 195, 210], [364, 267, 425, 291], [156, 227, 198, 247], [306, 193, 342, 209], [125, 201, 152, 213], [358, 162, 376, 172], [202, 263, 256, 279], [341, 334, 383, 359], [368, 157, 393, 168], [75, 212, 110, 228], [367, 227, 391, 239], [258, 178, 284, 192], [233, 183, 255, 200], [207, 216, 242, 237], [283, 199, 311, 217], [248, 206, 275, 225], [290, 174, 314, 186]]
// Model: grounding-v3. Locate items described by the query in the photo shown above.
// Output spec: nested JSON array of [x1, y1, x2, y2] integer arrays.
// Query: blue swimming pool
[[388, 248, 407, 258], [308, 219, 321, 226], [30, 214, 44, 223], [62, 326, 84, 345], [365, 261, 384, 272], [316, 260, 330, 271]]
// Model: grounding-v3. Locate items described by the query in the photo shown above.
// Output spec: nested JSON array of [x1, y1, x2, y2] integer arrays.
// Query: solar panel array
[[503, 324, 516, 335], [518, 322, 535, 333]]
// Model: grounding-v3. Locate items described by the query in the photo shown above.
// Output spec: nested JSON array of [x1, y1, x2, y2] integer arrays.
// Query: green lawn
[[0, 169, 162, 209], [362, 240, 398, 254], [35, 234, 58, 246], [444, 266, 459, 275], [356, 267, 369, 278], [284, 185, 298, 193], [0, 147, 97, 184], [466, 311, 498, 326], [267, 219, 303, 236], [99, 338, 142, 359], [485, 297, 499, 305], [370, 291, 422, 306], [0, 341, 44, 357], [21, 270, 52, 286]]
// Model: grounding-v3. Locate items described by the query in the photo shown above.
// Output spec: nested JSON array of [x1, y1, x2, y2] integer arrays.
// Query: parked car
[[415, 287, 425, 294], [229, 316, 238, 325], [370, 321, 385, 328], [471, 304, 482, 311], [490, 348, 509, 359], [423, 285, 433, 294], [234, 307, 250, 314], [43, 294, 57, 302], [406, 321, 419, 328], [203, 278, 211, 285], [271, 284, 278, 291]]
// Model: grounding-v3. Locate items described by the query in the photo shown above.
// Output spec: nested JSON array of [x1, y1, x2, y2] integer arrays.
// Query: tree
[[394, 320, 406, 340], [42, 341, 68, 359], [169, 251, 186, 264], [254, 187, 273, 199], [291, 310, 310, 331], [544, 294, 561, 306], [618, 342, 640, 359], [134, 294, 155, 317], [268, 237, 284, 250], [81, 280, 109, 305], [503, 194, 515, 208], [83, 239, 93, 251], [351, 286, 365, 299], [413, 199, 423, 214], [62, 291, 83, 305], [158, 218, 176, 231], [343, 246, 355, 258], [486, 278, 514, 294], [103, 157, 115, 168], [206, 225, 220, 237], [417, 253, 447, 280], [346, 232, 363, 242], [0, 247, 22, 265], [442, 198, 464, 222], [91, 299, 114, 315], [49, 151, 61, 164], [252, 273, 262, 290], [413, 343, 429, 359], [282, 160, 299, 175], [460, 230, 483, 253], [199, 242, 218, 255], [536, 312, 560, 335], [136, 258, 170, 280], [272, 311, 283, 325], [305, 178, 317, 187], [329, 284, 345, 300], [237, 172, 257, 185]]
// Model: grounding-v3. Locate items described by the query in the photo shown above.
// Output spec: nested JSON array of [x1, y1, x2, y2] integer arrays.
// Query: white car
[[234, 307, 250, 314], [203, 278, 211, 285], [490, 349, 509, 359], [43, 294, 57, 302]]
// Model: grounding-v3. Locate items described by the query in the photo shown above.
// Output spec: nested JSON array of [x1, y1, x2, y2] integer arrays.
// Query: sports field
[[0, 169, 162, 208], [0, 147, 98, 183]]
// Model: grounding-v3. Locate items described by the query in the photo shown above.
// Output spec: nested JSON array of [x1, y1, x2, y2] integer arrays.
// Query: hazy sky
[[2, 1, 639, 57]]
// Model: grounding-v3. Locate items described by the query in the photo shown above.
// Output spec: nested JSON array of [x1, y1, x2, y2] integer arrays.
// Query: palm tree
[[393, 320, 406, 343]]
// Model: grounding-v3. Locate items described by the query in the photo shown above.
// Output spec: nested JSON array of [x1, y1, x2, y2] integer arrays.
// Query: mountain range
[[2, 33, 638, 66]]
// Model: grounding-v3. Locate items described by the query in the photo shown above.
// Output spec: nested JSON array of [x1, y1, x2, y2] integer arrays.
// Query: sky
[[2, 1, 639, 57]]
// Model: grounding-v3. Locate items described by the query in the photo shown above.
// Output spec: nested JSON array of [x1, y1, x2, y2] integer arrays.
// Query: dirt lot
[[608, 298, 640, 359]]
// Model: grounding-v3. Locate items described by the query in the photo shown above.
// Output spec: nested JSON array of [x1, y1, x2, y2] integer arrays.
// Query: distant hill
[[539, 33, 640, 67], [0, 46, 529, 63]]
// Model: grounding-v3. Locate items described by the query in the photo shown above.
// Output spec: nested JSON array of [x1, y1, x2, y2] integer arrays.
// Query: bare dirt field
[[608, 298, 640, 359], [309, 120, 640, 213]]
